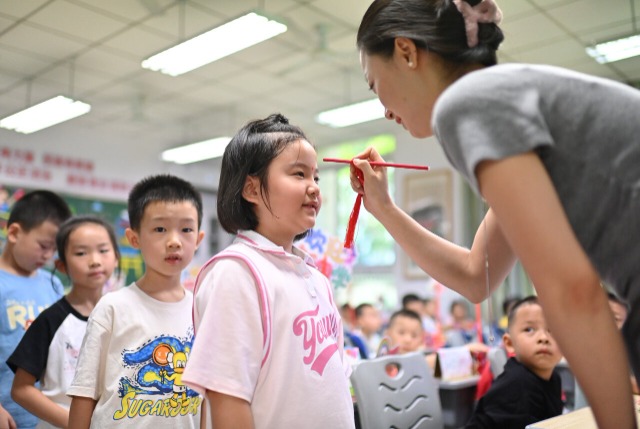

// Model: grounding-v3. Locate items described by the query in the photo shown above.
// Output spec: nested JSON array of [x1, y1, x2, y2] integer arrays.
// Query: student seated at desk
[[354, 303, 383, 358], [466, 296, 564, 429], [384, 309, 488, 375]]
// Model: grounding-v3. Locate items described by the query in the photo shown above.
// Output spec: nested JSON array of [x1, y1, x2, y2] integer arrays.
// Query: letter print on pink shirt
[[293, 305, 340, 375]]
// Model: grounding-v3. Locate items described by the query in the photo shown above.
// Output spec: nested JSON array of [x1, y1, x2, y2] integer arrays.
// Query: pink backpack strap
[[193, 250, 272, 367]]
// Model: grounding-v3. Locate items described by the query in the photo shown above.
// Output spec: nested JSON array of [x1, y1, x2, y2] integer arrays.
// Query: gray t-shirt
[[432, 63, 640, 371]]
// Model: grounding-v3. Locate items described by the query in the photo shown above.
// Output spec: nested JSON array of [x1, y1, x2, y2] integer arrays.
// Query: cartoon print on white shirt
[[113, 329, 201, 421]]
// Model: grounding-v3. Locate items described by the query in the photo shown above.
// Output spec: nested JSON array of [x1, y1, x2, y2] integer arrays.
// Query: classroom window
[[316, 135, 396, 268]]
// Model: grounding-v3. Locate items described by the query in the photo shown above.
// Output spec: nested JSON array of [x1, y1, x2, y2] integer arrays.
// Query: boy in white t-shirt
[[67, 174, 205, 429]]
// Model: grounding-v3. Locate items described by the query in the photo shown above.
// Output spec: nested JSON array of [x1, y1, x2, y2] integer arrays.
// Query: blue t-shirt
[[0, 269, 62, 428]]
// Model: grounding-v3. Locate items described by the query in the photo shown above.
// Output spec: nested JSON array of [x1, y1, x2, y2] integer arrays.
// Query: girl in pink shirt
[[182, 113, 355, 429]]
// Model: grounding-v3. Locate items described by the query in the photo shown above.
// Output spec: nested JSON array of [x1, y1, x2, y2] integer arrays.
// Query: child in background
[[385, 309, 487, 375], [385, 309, 425, 355], [402, 294, 441, 349], [8, 216, 120, 428], [67, 175, 205, 429], [0, 190, 71, 429], [444, 299, 477, 346], [182, 114, 354, 429], [354, 303, 383, 357], [341, 304, 369, 360], [494, 296, 521, 338], [466, 296, 563, 428], [402, 294, 427, 326]]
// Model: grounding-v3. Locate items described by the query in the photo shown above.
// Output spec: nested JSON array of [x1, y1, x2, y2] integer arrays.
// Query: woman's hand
[[350, 146, 394, 218]]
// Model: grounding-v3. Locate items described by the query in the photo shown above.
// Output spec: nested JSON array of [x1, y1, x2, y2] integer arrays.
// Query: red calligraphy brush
[[323, 157, 429, 171], [323, 158, 430, 248]]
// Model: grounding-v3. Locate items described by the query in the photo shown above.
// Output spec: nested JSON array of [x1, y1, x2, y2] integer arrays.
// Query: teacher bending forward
[[352, 0, 640, 427]]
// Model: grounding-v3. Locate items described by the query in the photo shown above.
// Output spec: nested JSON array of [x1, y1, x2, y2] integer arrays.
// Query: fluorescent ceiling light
[[586, 34, 640, 64], [0, 95, 91, 134], [161, 137, 232, 164], [316, 98, 385, 128], [142, 12, 287, 76]]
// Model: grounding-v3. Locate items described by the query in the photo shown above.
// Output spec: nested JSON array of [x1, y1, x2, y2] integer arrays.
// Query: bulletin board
[[0, 186, 143, 287]]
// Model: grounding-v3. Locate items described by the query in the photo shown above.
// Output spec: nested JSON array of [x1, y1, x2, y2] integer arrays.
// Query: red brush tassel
[[344, 167, 364, 249], [343, 193, 362, 249]]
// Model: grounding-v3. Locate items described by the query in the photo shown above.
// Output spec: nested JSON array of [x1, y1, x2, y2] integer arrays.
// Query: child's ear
[[242, 176, 261, 204], [54, 259, 67, 275], [124, 228, 140, 249], [195, 230, 205, 249], [5, 223, 21, 244], [502, 332, 515, 355]]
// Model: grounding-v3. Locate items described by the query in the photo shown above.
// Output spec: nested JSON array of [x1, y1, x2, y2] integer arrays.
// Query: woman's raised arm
[[351, 147, 515, 302]]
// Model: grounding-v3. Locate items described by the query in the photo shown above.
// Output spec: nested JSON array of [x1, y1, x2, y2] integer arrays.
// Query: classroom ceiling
[[1, 0, 639, 166]]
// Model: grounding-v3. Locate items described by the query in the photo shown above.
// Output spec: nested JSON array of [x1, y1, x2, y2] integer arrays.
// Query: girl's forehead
[[277, 139, 317, 161]]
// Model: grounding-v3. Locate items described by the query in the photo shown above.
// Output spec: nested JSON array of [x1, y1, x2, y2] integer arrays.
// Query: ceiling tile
[[0, 44, 52, 77], [220, 67, 290, 98], [0, 1, 51, 18], [26, 1, 125, 42], [0, 24, 86, 61], [501, 13, 569, 52], [75, 47, 142, 81], [181, 81, 250, 107], [542, 0, 635, 37], [506, 38, 589, 66], [103, 25, 177, 60], [308, 0, 371, 29], [70, 0, 175, 22], [0, 13, 14, 32], [138, 2, 224, 40]]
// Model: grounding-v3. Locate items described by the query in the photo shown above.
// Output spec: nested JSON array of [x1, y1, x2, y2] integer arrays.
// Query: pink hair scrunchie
[[453, 0, 503, 48]]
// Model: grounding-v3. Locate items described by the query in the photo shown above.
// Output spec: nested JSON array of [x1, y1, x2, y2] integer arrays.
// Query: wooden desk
[[527, 396, 640, 429]]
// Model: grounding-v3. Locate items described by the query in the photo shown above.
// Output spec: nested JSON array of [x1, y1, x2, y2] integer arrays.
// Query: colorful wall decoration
[[297, 228, 356, 291]]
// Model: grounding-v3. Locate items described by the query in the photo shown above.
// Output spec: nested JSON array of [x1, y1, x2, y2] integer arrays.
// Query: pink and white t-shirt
[[182, 230, 354, 429]]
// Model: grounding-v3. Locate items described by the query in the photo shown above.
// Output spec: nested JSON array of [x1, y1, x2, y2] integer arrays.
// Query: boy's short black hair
[[127, 174, 203, 231], [401, 293, 424, 308], [502, 296, 521, 316], [7, 190, 71, 231], [507, 295, 540, 329], [354, 303, 374, 319], [388, 309, 423, 329]]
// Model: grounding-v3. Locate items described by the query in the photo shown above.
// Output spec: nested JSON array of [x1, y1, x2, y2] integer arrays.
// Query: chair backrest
[[350, 351, 444, 429], [487, 347, 508, 379]]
